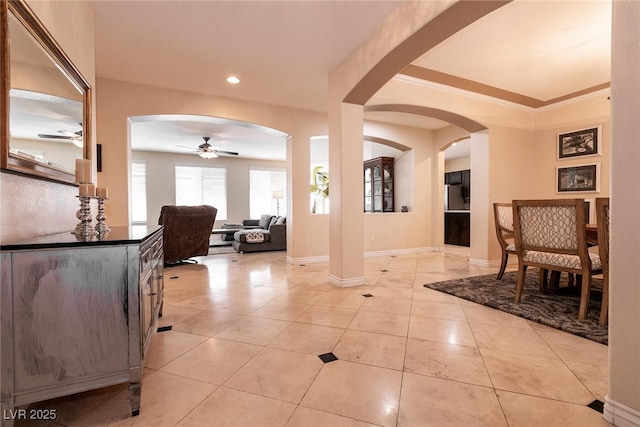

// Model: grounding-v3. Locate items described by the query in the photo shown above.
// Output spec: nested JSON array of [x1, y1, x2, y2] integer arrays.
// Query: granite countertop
[[1, 225, 163, 251]]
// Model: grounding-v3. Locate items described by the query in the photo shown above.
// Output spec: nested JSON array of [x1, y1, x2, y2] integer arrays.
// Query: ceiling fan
[[38, 124, 83, 148], [179, 136, 239, 159]]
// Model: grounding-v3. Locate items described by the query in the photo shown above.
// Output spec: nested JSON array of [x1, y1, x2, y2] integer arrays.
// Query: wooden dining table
[[586, 224, 598, 246]]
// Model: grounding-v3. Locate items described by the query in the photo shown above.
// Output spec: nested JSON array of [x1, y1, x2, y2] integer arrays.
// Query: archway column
[[468, 131, 490, 264], [328, 101, 365, 287], [605, 0, 640, 424]]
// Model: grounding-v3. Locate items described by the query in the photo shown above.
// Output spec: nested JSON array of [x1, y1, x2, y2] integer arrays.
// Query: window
[[131, 161, 147, 224], [250, 168, 286, 218], [175, 165, 227, 220]]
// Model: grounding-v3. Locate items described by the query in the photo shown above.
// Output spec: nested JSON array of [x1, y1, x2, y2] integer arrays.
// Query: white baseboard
[[468, 257, 517, 268], [286, 255, 329, 265], [604, 395, 640, 427], [469, 258, 495, 267], [287, 247, 437, 265], [328, 274, 365, 288], [364, 246, 437, 258]]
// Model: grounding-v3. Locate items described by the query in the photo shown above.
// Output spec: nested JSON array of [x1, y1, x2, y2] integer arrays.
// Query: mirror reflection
[[2, 0, 91, 185], [10, 89, 83, 170], [8, 9, 83, 173]]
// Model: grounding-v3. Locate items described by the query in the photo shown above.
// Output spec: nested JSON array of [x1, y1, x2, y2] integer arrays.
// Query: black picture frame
[[558, 126, 601, 159], [557, 164, 599, 193]]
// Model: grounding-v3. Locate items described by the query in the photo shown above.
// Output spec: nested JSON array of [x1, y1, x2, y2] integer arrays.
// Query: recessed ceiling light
[[226, 76, 240, 84]]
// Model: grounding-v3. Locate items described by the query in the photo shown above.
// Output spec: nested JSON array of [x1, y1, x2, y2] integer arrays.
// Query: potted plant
[[310, 166, 329, 213]]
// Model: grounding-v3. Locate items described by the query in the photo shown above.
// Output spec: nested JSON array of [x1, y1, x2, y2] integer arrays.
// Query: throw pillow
[[245, 231, 265, 243], [258, 214, 273, 229], [275, 216, 286, 225]]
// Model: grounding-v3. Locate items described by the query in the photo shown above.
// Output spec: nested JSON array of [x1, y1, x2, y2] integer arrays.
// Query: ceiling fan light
[[72, 139, 83, 148], [199, 151, 218, 159]]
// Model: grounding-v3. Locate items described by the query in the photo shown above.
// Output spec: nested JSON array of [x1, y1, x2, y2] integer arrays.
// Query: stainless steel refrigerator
[[444, 184, 465, 211]]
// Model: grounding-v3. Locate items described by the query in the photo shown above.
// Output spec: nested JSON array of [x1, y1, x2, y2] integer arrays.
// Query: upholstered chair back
[[511, 198, 602, 321], [517, 204, 580, 251], [159, 205, 217, 264], [494, 203, 514, 244]]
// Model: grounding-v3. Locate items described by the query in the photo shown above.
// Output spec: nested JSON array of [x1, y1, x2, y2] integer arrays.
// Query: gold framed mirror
[[1, 0, 92, 185]]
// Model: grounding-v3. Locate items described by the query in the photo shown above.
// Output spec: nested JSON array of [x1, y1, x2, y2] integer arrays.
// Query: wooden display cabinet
[[364, 156, 394, 213]]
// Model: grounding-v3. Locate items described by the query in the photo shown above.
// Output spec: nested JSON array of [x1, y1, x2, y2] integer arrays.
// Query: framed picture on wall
[[557, 163, 600, 193], [557, 126, 601, 159]]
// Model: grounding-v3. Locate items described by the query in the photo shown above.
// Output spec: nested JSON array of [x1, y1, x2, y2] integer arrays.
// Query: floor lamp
[[272, 191, 284, 216]]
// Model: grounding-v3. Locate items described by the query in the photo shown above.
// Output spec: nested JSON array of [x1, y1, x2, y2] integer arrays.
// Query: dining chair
[[596, 197, 610, 326], [493, 203, 515, 279], [512, 198, 602, 321]]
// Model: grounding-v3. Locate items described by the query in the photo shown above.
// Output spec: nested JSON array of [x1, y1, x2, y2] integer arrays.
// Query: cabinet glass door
[[373, 166, 382, 211], [364, 167, 372, 211]]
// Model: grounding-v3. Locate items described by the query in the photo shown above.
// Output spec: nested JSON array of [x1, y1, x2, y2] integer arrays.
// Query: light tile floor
[[18, 247, 611, 426]]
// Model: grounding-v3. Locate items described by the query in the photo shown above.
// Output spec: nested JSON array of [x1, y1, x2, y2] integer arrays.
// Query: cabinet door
[[462, 170, 471, 198], [383, 164, 393, 212], [446, 171, 463, 185], [364, 167, 372, 211], [11, 248, 130, 392], [444, 213, 471, 247]]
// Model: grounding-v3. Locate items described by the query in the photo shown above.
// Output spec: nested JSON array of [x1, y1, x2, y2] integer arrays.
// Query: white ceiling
[[411, 0, 611, 103], [130, 115, 289, 161], [84, 0, 611, 161]]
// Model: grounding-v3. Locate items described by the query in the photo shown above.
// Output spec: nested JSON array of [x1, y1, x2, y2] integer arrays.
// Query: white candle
[[75, 159, 91, 184], [96, 187, 109, 199], [79, 183, 95, 197]]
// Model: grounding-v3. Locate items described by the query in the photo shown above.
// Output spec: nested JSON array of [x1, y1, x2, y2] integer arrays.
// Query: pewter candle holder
[[73, 195, 96, 237], [95, 196, 111, 235]]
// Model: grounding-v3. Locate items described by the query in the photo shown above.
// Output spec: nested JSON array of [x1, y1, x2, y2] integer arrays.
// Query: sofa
[[231, 214, 286, 253], [158, 205, 217, 264]]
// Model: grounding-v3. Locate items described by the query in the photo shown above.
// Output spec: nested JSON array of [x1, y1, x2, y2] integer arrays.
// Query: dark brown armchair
[[158, 205, 217, 265]]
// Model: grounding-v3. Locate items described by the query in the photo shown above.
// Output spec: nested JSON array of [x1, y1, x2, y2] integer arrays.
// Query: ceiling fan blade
[[38, 134, 74, 140], [215, 150, 239, 156], [176, 145, 196, 150]]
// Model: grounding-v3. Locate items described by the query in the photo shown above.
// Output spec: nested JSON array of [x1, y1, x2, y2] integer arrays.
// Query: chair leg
[[599, 273, 609, 326], [515, 264, 527, 303], [549, 270, 561, 291], [578, 271, 592, 321], [538, 269, 549, 293], [497, 251, 509, 280]]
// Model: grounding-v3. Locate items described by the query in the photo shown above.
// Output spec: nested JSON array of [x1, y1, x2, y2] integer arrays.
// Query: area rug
[[208, 245, 237, 255], [423, 270, 607, 345]]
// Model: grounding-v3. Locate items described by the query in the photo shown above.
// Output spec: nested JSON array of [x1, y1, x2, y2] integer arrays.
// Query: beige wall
[[96, 78, 331, 261], [362, 121, 436, 253], [533, 120, 611, 199], [98, 79, 448, 262], [0, 0, 95, 243], [444, 156, 470, 173]]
